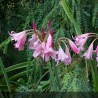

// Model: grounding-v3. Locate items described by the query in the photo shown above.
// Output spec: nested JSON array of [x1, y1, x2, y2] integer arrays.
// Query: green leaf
[[0, 61, 30, 75], [0, 57, 11, 92], [9, 71, 29, 80], [60, 0, 82, 35]]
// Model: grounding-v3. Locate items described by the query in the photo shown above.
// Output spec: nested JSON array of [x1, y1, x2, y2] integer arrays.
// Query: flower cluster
[[10, 21, 98, 65], [10, 21, 80, 65], [74, 33, 98, 63]]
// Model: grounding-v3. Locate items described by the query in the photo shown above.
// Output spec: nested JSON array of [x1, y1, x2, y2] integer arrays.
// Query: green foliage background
[[0, 0, 98, 96]]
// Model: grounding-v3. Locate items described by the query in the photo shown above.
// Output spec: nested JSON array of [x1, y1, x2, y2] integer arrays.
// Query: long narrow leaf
[[9, 70, 29, 80], [0, 58, 11, 92], [0, 62, 30, 75], [60, 0, 82, 35]]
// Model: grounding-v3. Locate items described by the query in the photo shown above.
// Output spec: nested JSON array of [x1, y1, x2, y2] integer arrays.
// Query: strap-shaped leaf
[[60, 0, 82, 35], [0, 61, 31, 75], [0, 58, 11, 92]]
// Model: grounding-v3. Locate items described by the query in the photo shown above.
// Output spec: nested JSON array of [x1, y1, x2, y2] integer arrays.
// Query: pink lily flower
[[10, 31, 27, 51], [42, 34, 56, 62], [46, 33, 53, 48], [64, 46, 72, 65], [68, 39, 80, 54], [33, 43, 43, 57], [42, 44, 57, 62], [33, 34, 56, 62], [57, 45, 68, 63], [75, 33, 90, 50], [28, 34, 40, 49], [94, 46, 98, 62], [83, 41, 94, 59]]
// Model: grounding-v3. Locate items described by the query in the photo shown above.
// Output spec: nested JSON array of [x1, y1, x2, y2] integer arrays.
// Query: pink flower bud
[[46, 34, 53, 48], [32, 21, 36, 31], [47, 19, 52, 30], [68, 39, 80, 54], [41, 27, 45, 37]]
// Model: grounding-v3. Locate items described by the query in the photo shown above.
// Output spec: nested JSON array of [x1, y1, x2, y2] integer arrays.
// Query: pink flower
[[83, 41, 94, 59], [42, 44, 56, 62], [94, 46, 98, 62], [57, 45, 68, 64], [64, 46, 71, 65], [41, 34, 56, 62], [33, 34, 56, 62], [75, 33, 90, 50], [75, 33, 90, 40], [28, 34, 40, 49], [46, 34, 53, 48], [33, 43, 43, 57], [68, 39, 80, 54], [10, 31, 27, 51]]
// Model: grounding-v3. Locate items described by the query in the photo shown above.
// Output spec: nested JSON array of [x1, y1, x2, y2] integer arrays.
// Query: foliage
[[0, 0, 98, 97]]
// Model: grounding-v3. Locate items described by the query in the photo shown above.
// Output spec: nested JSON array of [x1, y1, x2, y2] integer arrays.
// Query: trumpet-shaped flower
[[41, 34, 56, 62], [64, 46, 71, 65], [83, 41, 94, 59], [33, 43, 43, 57], [42, 44, 56, 62], [68, 39, 80, 54], [10, 31, 27, 51], [75, 33, 90, 50], [57, 45, 68, 64], [28, 34, 40, 49], [33, 34, 56, 62]]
